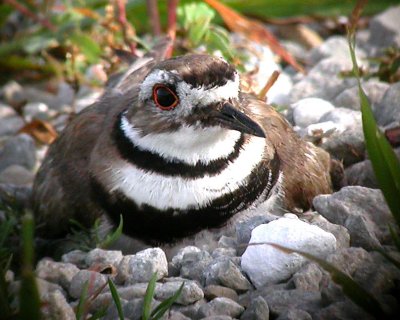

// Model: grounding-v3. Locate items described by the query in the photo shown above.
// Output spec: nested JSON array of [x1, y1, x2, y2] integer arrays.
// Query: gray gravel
[[1, 6, 400, 319]]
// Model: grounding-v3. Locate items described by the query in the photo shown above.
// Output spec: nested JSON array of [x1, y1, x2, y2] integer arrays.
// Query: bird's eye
[[152, 84, 179, 110]]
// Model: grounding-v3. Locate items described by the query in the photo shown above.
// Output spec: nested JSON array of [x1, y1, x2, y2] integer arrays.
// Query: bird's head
[[122, 54, 265, 138]]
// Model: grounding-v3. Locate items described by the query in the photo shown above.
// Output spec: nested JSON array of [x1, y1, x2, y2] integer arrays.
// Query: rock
[[333, 80, 389, 110], [326, 247, 371, 277], [11, 278, 66, 304], [291, 263, 323, 292], [309, 214, 350, 249], [156, 279, 204, 305], [313, 300, 374, 320], [0, 134, 36, 172], [204, 285, 239, 302], [0, 183, 32, 209], [241, 215, 336, 288], [168, 311, 191, 320], [85, 248, 123, 268], [260, 289, 321, 317], [203, 258, 252, 291], [353, 251, 400, 297], [289, 58, 358, 103], [0, 164, 34, 185], [291, 98, 335, 128], [172, 299, 207, 319], [276, 308, 312, 320], [321, 127, 365, 166], [0, 116, 25, 137], [235, 214, 277, 255], [0, 104, 24, 136], [170, 246, 201, 272], [47, 290, 76, 320], [61, 250, 88, 268], [240, 296, 269, 320], [345, 148, 400, 188], [316, 108, 364, 166], [266, 72, 293, 106], [308, 35, 364, 65], [36, 259, 80, 290], [375, 82, 400, 126], [368, 6, 400, 51], [200, 316, 233, 320], [118, 248, 168, 284], [179, 249, 213, 283], [23, 102, 52, 122], [313, 186, 395, 249], [197, 297, 244, 319], [211, 247, 236, 259], [217, 236, 237, 249], [68, 270, 108, 299], [319, 108, 361, 130], [55, 82, 75, 110], [2, 81, 26, 107]]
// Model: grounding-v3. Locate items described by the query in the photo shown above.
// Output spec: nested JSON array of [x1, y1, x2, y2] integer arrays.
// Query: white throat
[[120, 116, 242, 165]]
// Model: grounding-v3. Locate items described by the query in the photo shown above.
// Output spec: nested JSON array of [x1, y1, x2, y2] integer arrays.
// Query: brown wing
[[32, 105, 106, 237], [244, 96, 332, 211]]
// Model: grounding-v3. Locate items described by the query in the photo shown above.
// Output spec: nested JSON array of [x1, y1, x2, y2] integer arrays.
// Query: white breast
[[102, 133, 266, 210]]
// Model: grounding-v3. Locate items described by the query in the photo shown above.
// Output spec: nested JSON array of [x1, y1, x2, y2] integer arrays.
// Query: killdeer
[[33, 52, 333, 253]]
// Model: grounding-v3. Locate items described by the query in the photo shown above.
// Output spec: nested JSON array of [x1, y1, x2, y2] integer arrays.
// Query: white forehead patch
[[176, 72, 240, 107], [139, 68, 240, 110]]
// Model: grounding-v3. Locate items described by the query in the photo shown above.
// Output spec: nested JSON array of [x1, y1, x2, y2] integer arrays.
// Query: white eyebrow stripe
[[176, 72, 240, 107], [138, 69, 240, 109]]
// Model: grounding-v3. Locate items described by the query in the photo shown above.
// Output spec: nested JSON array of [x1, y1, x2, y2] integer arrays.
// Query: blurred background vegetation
[[0, 0, 398, 86]]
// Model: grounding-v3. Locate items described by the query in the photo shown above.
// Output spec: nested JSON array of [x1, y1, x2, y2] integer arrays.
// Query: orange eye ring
[[152, 84, 179, 110]]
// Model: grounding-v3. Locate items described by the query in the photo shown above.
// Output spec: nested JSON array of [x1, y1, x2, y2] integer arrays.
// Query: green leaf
[[76, 281, 90, 320], [347, 31, 400, 227], [70, 33, 102, 63], [268, 243, 386, 318], [22, 35, 58, 54], [19, 213, 41, 320], [150, 282, 184, 320], [189, 16, 212, 46], [206, 26, 234, 59], [108, 278, 124, 320], [142, 272, 157, 320], [99, 215, 123, 249]]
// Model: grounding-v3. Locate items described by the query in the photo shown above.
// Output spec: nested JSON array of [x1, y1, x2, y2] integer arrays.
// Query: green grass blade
[[142, 272, 157, 320], [19, 213, 41, 320], [76, 281, 90, 320], [108, 278, 125, 320], [100, 215, 123, 249], [150, 282, 184, 320], [347, 26, 400, 227], [269, 243, 386, 318]]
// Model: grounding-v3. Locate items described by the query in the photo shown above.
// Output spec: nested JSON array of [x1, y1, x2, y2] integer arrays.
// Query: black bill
[[214, 102, 265, 138]]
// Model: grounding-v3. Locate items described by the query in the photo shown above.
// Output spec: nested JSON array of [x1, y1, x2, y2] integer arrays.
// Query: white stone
[[124, 247, 168, 284], [241, 216, 337, 288], [266, 72, 293, 106], [291, 98, 335, 128]]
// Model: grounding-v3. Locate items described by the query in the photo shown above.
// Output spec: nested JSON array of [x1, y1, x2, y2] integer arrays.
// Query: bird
[[32, 49, 334, 255]]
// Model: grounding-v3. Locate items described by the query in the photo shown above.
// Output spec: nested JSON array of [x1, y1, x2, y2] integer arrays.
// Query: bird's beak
[[214, 102, 265, 138]]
